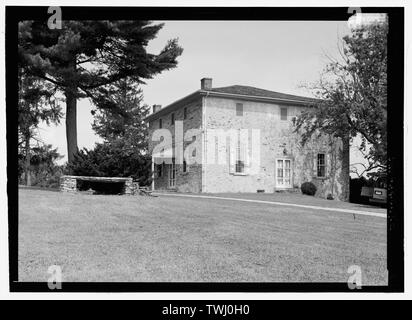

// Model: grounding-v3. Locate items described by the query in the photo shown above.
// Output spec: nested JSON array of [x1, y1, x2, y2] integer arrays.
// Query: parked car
[[360, 186, 387, 205]]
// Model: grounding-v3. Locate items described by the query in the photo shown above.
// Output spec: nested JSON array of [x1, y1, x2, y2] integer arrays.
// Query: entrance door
[[276, 159, 292, 188], [168, 161, 176, 188]]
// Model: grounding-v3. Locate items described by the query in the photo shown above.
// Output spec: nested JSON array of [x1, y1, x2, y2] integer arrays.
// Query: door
[[276, 159, 292, 188], [168, 161, 176, 188]]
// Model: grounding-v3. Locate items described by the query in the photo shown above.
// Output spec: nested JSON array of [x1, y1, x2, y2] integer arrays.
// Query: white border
[[0, 0, 410, 300]]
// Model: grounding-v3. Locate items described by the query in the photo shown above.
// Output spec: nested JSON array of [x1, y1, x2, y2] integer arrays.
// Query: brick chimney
[[153, 104, 162, 113], [201, 78, 212, 90]]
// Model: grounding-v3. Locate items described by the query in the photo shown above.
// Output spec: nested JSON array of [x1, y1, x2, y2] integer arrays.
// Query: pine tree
[[68, 80, 151, 185], [91, 79, 149, 153], [19, 20, 183, 163]]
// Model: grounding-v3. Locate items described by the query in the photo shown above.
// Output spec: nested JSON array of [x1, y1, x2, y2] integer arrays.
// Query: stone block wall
[[203, 96, 349, 200], [148, 98, 203, 193], [60, 176, 77, 192], [147, 94, 349, 200], [59, 175, 135, 195]]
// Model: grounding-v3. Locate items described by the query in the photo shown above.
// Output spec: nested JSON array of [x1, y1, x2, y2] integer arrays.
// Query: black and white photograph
[[1, 1, 409, 304]]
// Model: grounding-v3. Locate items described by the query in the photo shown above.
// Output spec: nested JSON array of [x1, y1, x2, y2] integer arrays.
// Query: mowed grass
[[18, 188, 387, 284]]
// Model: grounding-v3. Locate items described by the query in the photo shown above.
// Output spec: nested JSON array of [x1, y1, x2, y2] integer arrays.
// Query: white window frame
[[316, 153, 327, 178], [275, 158, 292, 188]]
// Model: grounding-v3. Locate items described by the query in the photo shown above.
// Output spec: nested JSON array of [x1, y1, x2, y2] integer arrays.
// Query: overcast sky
[[37, 20, 357, 164]]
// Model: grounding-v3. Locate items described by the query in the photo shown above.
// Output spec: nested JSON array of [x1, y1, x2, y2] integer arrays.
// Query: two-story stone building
[[147, 78, 349, 200]]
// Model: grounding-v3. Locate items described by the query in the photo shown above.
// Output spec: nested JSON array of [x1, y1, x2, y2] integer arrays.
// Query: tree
[[19, 20, 183, 163], [67, 79, 151, 186], [18, 69, 62, 185], [91, 79, 149, 152], [295, 18, 387, 177], [18, 144, 64, 188], [67, 142, 151, 186]]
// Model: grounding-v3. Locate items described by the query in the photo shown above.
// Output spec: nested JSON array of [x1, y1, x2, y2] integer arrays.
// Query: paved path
[[153, 193, 387, 219]]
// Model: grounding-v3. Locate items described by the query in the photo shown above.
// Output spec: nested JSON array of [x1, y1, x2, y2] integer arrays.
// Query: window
[[168, 159, 176, 188], [235, 160, 245, 173], [156, 164, 163, 177], [236, 103, 243, 116], [159, 118, 162, 129], [317, 153, 326, 177], [183, 107, 187, 120], [280, 107, 288, 120], [171, 113, 175, 125], [276, 159, 291, 187], [183, 160, 187, 173], [235, 132, 245, 173]]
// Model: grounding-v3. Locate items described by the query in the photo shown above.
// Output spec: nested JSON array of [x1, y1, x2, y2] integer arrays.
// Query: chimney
[[153, 104, 162, 113], [201, 78, 212, 90]]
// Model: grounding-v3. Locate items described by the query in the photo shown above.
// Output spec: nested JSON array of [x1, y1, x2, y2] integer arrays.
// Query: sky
[[37, 20, 363, 166]]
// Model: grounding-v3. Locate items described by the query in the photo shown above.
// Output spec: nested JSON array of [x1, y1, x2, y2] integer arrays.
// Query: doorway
[[276, 159, 292, 188]]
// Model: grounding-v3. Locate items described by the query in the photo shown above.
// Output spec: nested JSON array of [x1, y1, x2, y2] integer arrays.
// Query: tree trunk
[[65, 91, 78, 164], [339, 135, 351, 202], [25, 134, 31, 186]]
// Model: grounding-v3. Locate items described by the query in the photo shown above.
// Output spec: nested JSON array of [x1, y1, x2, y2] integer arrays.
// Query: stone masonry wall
[[59, 175, 135, 195], [203, 96, 349, 200], [148, 98, 203, 193]]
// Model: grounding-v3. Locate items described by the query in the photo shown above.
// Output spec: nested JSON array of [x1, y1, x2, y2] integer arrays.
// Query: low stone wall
[[60, 175, 136, 195]]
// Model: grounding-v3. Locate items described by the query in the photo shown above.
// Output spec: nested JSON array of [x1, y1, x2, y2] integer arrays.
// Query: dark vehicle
[[360, 186, 387, 205]]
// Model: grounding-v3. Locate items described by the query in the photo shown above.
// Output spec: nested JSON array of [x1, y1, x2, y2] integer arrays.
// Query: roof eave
[[145, 91, 203, 122], [204, 90, 319, 105], [145, 89, 319, 122]]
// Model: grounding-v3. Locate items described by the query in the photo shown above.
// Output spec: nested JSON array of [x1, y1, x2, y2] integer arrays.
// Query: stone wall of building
[[203, 96, 349, 200], [148, 98, 203, 193]]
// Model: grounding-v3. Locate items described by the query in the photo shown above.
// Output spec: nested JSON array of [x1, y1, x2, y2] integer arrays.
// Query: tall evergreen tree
[[91, 79, 149, 153], [68, 80, 151, 185], [19, 20, 183, 163]]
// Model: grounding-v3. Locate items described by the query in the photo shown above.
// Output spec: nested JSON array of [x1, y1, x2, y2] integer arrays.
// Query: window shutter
[[313, 154, 317, 177], [229, 144, 236, 173], [241, 138, 251, 174], [243, 143, 249, 174]]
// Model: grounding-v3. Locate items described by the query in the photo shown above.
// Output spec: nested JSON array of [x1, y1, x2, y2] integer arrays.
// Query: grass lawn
[[18, 188, 387, 284]]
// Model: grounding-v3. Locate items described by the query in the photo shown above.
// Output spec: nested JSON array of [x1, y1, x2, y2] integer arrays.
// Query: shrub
[[301, 181, 317, 196], [67, 140, 151, 186]]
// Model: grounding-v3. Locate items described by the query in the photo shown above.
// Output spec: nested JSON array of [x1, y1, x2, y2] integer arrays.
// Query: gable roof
[[145, 84, 318, 121]]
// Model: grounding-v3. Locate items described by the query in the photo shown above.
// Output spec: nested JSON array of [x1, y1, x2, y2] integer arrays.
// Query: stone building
[[146, 78, 349, 200]]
